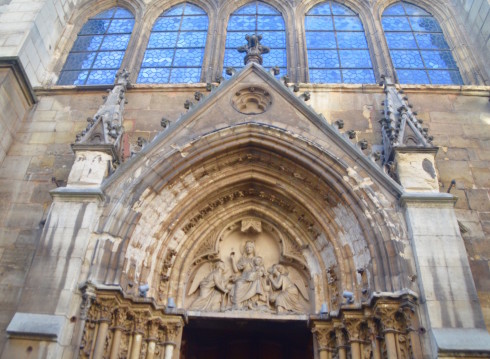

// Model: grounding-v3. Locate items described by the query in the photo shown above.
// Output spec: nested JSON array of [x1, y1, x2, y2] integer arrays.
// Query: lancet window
[[58, 7, 135, 85], [223, 1, 287, 77], [305, 1, 375, 83], [137, 3, 209, 84], [382, 2, 463, 84]]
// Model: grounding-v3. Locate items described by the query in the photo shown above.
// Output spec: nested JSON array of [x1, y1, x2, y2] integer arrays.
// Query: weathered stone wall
[[0, 84, 488, 355]]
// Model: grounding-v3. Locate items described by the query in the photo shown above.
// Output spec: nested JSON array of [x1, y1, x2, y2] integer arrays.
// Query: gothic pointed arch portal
[[79, 64, 423, 358]]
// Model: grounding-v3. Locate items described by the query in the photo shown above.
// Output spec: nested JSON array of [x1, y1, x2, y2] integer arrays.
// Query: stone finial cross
[[237, 34, 270, 65]]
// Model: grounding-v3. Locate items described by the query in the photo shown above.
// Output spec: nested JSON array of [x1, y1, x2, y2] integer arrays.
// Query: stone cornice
[[0, 57, 36, 105], [50, 187, 105, 202], [399, 192, 458, 207]]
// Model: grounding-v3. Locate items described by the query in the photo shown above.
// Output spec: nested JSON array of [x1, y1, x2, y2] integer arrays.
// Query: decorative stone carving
[[327, 266, 340, 308], [238, 34, 270, 65], [232, 87, 272, 115], [186, 224, 310, 314]]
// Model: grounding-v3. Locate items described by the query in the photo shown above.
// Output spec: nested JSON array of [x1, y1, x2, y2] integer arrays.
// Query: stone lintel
[[400, 192, 457, 207], [0, 57, 36, 105], [50, 187, 105, 202], [431, 328, 490, 354], [6, 312, 65, 341]]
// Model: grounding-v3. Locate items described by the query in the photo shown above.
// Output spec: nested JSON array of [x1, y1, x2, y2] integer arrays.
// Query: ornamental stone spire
[[238, 34, 270, 65]]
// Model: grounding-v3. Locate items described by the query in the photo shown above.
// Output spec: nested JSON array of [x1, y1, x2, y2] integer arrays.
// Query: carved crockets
[[79, 294, 183, 359], [187, 237, 310, 314]]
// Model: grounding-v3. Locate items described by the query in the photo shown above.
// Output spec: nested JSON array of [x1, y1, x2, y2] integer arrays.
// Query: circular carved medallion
[[231, 87, 272, 115]]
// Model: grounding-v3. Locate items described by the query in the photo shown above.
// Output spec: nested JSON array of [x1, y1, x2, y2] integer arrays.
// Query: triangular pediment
[[103, 63, 402, 197]]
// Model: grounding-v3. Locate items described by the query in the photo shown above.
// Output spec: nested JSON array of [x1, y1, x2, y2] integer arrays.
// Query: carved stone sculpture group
[[188, 241, 308, 314]]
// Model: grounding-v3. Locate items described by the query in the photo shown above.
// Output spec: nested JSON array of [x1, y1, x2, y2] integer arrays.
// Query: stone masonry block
[[467, 189, 490, 212]]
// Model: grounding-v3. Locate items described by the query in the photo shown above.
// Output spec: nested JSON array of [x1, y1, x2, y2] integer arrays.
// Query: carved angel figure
[[268, 264, 308, 314], [188, 261, 231, 311]]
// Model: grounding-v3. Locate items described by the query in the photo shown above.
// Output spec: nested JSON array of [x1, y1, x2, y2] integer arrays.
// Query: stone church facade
[[0, 0, 489, 358]]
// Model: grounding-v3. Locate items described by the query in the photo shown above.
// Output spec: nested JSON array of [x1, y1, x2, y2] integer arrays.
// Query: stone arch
[[90, 122, 410, 314], [373, 0, 484, 84]]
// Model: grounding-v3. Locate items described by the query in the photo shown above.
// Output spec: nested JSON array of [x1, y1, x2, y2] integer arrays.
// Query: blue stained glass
[[385, 32, 417, 49], [58, 7, 134, 85], [410, 17, 441, 32], [305, 2, 373, 83], [337, 32, 367, 48], [170, 67, 201, 83], [224, 48, 245, 67], [177, 31, 207, 47], [226, 32, 251, 47], [308, 50, 339, 68], [107, 19, 134, 34], [334, 16, 363, 30], [114, 8, 133, 18], [421, 51, 457, 69], [86, 69, 119, 84], [148, 32, 178, 48], [181, 16, 208, 30], [58, 70, 88, 85], [165, 5, 185, 16], [93, 51, 125, 68], [403, 3, 430, 16], [254, 31, 286, 47], [234, 5, 256, 15], [137, 68, 170, 83], [256, 15, 284, 30], [306, 32, 336, 49], [415, 33, 449, 49], [390, 50, 424, 68], [339, 50, 372, 68], [342, 69, 375, 83], [256, 3, 280, 15], [331, 3, 355, 15], [93, 9, 115, 19], [153, 17, 181, 32], [305, 16, 333, 30], [184, 4, 206, 15], [428, 70, 463, 85], [141, 49, 174, 67], [396, 69, 429, 84], [64, 52, 96, 70], [307, 3, 331, 15], [72, 36, 103, 51], [80, 20, 110, 35], [100, 34, 130, 50], [383, 2, 462, 84], [173, 48, 204, 66], [310, 69, 341, 83], [382, 17, 411, 31], [383, 4, 405, 15], [228, 16, 256, 30], [262, 49, 286, 67]]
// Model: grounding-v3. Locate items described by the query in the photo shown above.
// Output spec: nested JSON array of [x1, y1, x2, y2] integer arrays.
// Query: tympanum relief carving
[[186, 219, 310, 314]]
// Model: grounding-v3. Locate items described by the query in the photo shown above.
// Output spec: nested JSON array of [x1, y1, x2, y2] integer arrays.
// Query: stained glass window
[[58, 7, 135, 85], [224, 1, 286, 77], [382, 2, 463, 85], [305, 2, 375, 84], [137, 3, 208, 84]]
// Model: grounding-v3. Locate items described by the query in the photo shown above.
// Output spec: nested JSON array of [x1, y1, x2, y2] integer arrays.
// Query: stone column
[[334, 326, 347, 359], [367, 318, 382, 359], [311, 322, 335, 359], [129, 312, 146, 359], [343, 315, 364, 359], [375, 302, 400, 359], [146, 319, 161, 359], [93, 301, 113, 359], [109, 308, 128, 359], [163, 322, 182, 359]]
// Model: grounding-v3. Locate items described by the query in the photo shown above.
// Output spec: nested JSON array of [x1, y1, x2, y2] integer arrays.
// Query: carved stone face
[[245, 241, 255, 255]]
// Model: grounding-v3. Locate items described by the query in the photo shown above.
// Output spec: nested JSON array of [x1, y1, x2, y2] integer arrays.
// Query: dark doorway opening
[[181, 317, 313, 359]]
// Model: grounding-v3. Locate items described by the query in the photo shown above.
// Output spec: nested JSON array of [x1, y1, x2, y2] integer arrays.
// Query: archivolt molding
[[92, 124, 412, 314]]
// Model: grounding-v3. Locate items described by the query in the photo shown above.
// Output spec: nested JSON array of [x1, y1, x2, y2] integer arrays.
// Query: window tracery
[[305, 1, 375, 83], [223, 1, 287, 78], [58, 7, 135, 86], [137, 3, 208, 84], [382, 1, 463, 85]]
